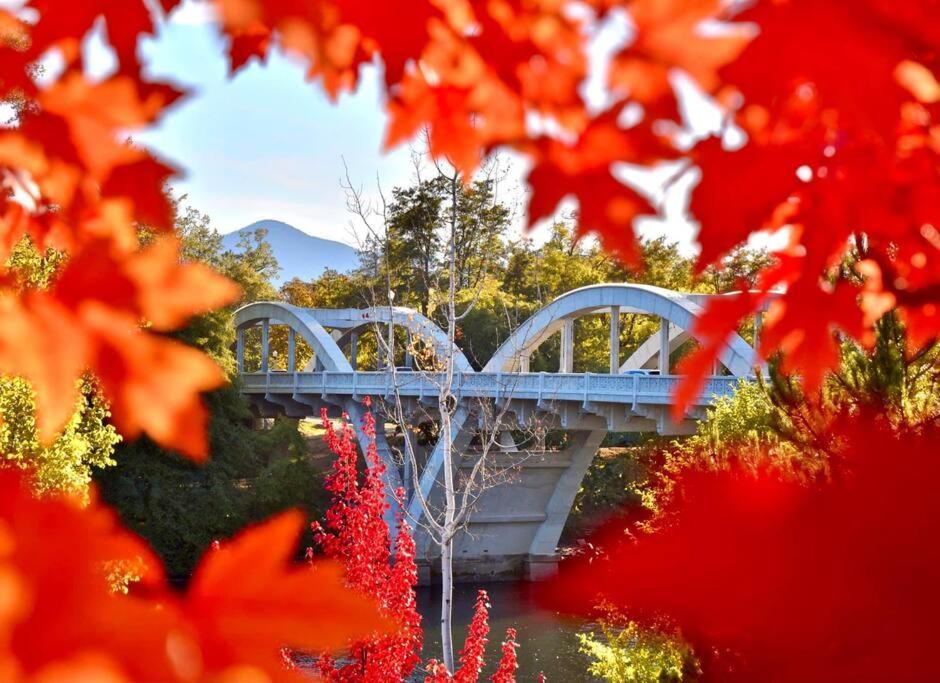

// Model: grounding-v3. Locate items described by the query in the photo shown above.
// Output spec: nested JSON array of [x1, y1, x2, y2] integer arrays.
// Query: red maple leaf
[[525, 108, 676, 264], [689, 135, 809, 270], [719, 0, 918, 139], [610, 0, 752, 107], [100, 155, 180, 233], [184, 510, 392, 678], [27, 0, 181, 74]]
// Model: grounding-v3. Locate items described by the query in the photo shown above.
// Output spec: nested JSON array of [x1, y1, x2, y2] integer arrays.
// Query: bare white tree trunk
[[342, 153, 531, 674], [439, 406, 456, 671], [438, 169, 460, 671]]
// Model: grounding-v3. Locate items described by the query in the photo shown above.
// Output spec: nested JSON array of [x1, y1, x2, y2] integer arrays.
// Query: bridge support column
[[498, 431, 518, 452], [609, 306, 620, 374], [260, 320, 270, 373], [527, 429, 608, 577], [405, 330, 413, 369], [658, 319, 669, 374], [287, 328, 296, 372], [403, 427, 420, 503], [560, 318, 574, 373], [236, 327, 245, 372], [519, 353, 530, 373], [349, 333, 358, 370], [377, 337, 385, 370], [344, 398, 404, 532]]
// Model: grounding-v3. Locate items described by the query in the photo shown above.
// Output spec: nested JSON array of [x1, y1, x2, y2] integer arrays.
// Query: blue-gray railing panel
[[244, 370, 741, 407]]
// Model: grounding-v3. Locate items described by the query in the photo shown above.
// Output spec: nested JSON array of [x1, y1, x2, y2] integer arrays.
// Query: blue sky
[[77, 0, 780, 254], [125, 2, 417, 243]]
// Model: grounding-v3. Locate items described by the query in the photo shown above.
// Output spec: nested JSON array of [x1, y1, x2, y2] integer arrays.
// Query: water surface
[[416, 581, 598, 681]]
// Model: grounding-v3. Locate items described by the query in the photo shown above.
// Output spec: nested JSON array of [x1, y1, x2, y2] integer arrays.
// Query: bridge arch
[[483, 283, 757, 377], [234, 302, 353, 372], [317, 307, 474, 373], [233, 301, 405, 524]]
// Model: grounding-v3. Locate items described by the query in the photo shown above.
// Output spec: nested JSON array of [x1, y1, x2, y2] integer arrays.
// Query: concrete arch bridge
[[235, 284, 764, 581]]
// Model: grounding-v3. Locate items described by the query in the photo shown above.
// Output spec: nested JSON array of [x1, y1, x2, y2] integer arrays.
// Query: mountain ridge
[[222, 219, 360, 285]]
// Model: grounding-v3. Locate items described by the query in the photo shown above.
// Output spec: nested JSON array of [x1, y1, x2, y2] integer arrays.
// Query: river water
[[293, 580, 599, 680], [416, 581, 598, 681]]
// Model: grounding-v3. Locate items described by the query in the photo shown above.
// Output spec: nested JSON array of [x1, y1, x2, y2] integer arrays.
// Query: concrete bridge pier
[[411, 426, 608, 584], [526, 429, 607, 579]]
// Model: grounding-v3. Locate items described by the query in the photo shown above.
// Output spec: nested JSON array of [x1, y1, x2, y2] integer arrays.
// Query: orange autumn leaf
[[0, 471, 389, 682], [39, 73, 183, 178], [100, 155, 180, 233], [28, 0, 181, 74], [0, 236, 238, 457], [52, 237, 238, 458], [611, 0, 752, 105], [122, 236, 243, 331], [84, 307, 225, 461], [464, 0, 587, 129], [0, 471, 177, 682], [215, 0, 376, 98], [0, 121, 85, 216], [184, 510, 392, 678], [385, 77, 489, 176], [0, 292, 89, 442]]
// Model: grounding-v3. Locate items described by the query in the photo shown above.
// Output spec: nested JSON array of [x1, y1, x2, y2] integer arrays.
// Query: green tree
[[220, 225, 281, 304], [95, 385, 321, 576], [385, 177, 446, 315], [368, 176, 512, 315], [700, 245, 774, 293], [452, 277, 536, 369], [0, 376, 121, 497], [451, 179, 510, 290]]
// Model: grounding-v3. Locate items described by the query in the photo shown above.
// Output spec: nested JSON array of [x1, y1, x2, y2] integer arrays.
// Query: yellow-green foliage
[[689, 379, 807, 468], [578, 618, 694, 683], [0, 377, 121, 497]]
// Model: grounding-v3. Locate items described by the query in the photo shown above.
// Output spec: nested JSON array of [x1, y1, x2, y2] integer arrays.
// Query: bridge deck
[[242, 370, 740, 408]]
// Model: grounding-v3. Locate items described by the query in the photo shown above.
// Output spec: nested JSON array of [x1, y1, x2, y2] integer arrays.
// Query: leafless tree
[[340, 150, 543, 672]]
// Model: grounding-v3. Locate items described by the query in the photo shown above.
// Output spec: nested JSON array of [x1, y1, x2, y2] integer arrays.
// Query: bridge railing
[[241, 370, 743, 407]]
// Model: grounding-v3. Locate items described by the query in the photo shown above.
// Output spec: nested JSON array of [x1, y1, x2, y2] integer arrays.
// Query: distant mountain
[[223, 219, 360, 285]]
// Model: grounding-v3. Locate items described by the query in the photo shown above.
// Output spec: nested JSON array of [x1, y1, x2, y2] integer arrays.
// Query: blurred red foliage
[[544, 421, 940, 681]]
